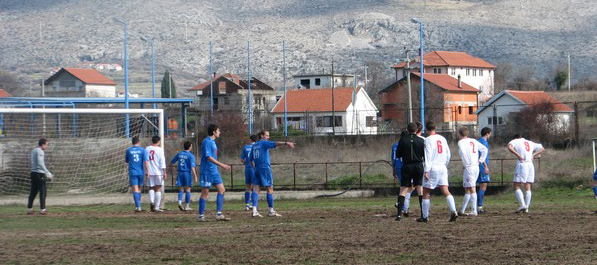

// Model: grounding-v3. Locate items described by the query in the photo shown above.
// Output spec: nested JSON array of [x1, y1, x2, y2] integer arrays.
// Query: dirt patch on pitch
[[1, 205, 597, 264]]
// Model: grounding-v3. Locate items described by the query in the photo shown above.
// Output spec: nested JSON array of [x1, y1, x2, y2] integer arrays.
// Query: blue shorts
[[477, 164, 490, 183], [245, 167, 255, 185], [593, 170, 597, 181], [199, 172, 223, 188], [394, 165, 402, 183], [176, 171, 193, 187], [129, 174, 144, 186], [253, 167, 273, 187]]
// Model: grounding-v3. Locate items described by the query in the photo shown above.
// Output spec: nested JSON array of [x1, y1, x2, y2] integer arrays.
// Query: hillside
[[1, 0, 595, 96]]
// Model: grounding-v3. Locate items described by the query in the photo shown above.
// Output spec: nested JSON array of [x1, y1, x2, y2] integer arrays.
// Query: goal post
[[0, 108, 164, 200]]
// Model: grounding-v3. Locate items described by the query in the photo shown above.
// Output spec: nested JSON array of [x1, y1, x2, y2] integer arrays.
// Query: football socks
[[155, 191, 162, 210], [471, 193, 478, 214], [178, 190, 184, 205], [461, 193, 471, 213], [267, 193, 274, 209], [149, 189, 155, 204], [216, 193, 224, 213], [446, 195, 456, 213], [525, 190, 532, 210], [252, 192, 259, 213], [515, 189, 526, 209], [478, 189, 486, 206], [133, 192, 141, 208], [403, 193, 411, 212], [422, 199, 430, 219], [244, 192, 251, 205], [185, 191, 191, 204], [199, 198, 206, 215]]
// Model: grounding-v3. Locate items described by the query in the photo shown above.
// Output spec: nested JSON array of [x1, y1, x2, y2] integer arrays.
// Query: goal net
[[0, 108, 164, 206]]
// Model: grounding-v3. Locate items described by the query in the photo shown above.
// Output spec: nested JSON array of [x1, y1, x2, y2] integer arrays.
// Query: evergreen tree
[[161, 70, 177, 98]]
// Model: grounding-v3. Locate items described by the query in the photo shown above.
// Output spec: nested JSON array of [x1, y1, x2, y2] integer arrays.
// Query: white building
[[475, 90, 574, 131], [271, 87, 378, 135], [292, 74, 355, 89], [44, 68, 117, 97], [392, 51, 496, 102]]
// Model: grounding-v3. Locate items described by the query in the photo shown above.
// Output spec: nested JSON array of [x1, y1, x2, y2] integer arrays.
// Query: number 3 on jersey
[[149, 150, 155, 161]]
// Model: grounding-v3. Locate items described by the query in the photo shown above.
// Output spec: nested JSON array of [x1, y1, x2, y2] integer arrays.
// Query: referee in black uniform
[[394, 123, 425, 221]]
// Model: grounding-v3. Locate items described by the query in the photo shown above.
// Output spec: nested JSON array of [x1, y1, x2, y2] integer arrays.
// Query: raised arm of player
[[274, 141, 295, 148]]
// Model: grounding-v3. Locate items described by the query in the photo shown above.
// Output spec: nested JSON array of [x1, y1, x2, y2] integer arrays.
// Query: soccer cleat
[[449, 212, 458, 222], [245, 205, 253, 211], [27, 209, 34, 215], [395, 214, 401, 221], [40, 209, 48, 215], [155, 209, 164, 213], [478, 207, 486, 214], [184, 206, 193, 211], [416, 217, 428, 223], [524, 208, 529, 213], [267, 211, 282, 217], [178, 204, 185, 211], [134, 208, 142, 213], [150, 203, 155, 212], [215, 214, 231, 221], [515, 207, 527, 214], [401, 211, 410, 218], [252, 212, 263, 218], [457, 211, 470, 216], [197, 215, 206, 222]]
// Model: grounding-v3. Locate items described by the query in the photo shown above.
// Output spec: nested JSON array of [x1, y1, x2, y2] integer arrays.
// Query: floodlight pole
[[248, 40, 252, 135], [411, 18, 425, 132], [283, 40, 288, 137], [209, 40, 214, 117]]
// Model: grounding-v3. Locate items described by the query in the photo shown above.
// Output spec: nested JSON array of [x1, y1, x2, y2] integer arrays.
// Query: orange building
[[380, 73, 479, 131]]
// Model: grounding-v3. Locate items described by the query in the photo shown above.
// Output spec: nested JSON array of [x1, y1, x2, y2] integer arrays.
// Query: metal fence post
[[359, 162, 362, 189], [325, 162, 328, 188], [230, 164, 234, 190], [500, 159, 504, 186], [293, 162, 296, 189]]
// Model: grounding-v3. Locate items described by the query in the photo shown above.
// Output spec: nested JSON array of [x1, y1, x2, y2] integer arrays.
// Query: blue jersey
[[125, 146, 148, 176], [251, 139, 277, 169], [200, 136, 218, 175], [478, 137, 490, 165], [171, 150, 196, 172], [241, 144, 253, 169]]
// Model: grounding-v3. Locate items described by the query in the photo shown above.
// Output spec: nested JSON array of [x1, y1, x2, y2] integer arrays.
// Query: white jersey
[[457, 138, 488, 167], [146, 145, 166, 176], [424, 134, 451, 172], [508, 138, 543, 163]]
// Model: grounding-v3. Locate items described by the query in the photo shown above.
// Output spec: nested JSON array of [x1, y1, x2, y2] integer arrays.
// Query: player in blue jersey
[[171, 141, 198, 212], [592, 168, 597, 213], [198, 124, 232, 222], [250, 129, 295, 218], [477, 127, 491, 214], [392, 130, 408, 215], [125, 137, 149, 212], [240, 135, 258, 211]]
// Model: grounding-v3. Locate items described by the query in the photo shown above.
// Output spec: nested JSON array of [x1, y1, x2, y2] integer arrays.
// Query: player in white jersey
[[419, 122, 458, 222], [507, 134, 544, 213], [146, 135, 167, 212], [456, 127, 488, 216]]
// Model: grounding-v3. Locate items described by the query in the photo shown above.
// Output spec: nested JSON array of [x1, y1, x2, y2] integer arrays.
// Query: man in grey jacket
[[28, 138, 52, 215]]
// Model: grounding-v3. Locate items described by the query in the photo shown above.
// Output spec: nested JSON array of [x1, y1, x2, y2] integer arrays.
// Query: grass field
[[2, 188, 597, 264]]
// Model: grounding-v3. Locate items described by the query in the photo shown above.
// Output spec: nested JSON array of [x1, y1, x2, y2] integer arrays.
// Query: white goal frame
[[0, 108, 164, 148]]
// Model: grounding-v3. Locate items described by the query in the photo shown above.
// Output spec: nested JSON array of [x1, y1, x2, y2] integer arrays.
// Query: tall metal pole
[[364, 66, 368, 91], [169, 71, 172, 98], [418, 21, 425, 132], [209, 40, 213, 117], [406, 51, 413, 123], [283, 40, 288, 137], [331, 61, 335, 135], [115, 18, 130, 137], [568, 54, 571, 91], [248, 40, 252, 135], [151, 39, 155, 109]]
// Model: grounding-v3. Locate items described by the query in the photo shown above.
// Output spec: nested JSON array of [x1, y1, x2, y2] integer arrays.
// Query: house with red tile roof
[[187, 73, 277, 115], [392, 51, 496, 102], [271, 87, 378, 135], [475, 90, 574, 132], [380, 73, 479, 131], [0, 89, 12, 97], [44, 68, 117, 97]]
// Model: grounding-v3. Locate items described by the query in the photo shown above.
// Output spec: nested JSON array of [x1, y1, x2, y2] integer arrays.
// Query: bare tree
[[0, 71, 20, 95], [494, 63, 512, 93], [365, 61, 393, 106]]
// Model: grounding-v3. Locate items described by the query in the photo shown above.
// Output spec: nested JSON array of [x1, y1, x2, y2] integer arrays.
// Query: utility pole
[[406, 51, 413, 123], [364, 66, 368, 91], [568, 54, 571, 91], [169, 70, 172, 98], [41, 79, 46, 135], [331, 61, 335, 135]]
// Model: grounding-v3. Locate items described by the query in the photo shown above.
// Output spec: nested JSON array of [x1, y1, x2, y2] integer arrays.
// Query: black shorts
[[400, 163, 423, 187]]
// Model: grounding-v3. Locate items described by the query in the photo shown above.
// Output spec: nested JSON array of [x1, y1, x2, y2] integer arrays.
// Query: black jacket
[[396, 134, 425, 164]]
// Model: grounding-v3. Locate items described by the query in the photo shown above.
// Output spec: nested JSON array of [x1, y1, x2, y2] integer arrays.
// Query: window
[[458, 106, 462, 114], [488, 117, 492, 125], [466, 69, 470, 76], [451, 68, 456, 75], [213, 98, 219, 111], [315, 78, 321, 86], [473, 69, 477, 77], [498, 117, 504, 124], [479, 69, 483, 76], [316, 116, 342, 127], [366, 116, 376, 127], [438, 68, 442, 74], [433, 68, 438, 74], [300, 79, 310, 88], [254, 97, 261, 105], [468, 106, 474, 114]]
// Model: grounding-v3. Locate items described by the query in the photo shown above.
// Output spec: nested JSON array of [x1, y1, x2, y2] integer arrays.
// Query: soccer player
[[508, 134, 544, 213], [457, 127, 487, 216], [593, 168, 597, 213], [28, 138, 52, 215], [198, 124, 232, 222], [477, 127, 491, 214], [240, 135, 258, 211], [394, 122, 425, 221], [250, 129, 295, 218], [125, 136, 149, 212], [419, 122, 458, 222], [170, 141, 198, 211], [146, 135, 167, 213]]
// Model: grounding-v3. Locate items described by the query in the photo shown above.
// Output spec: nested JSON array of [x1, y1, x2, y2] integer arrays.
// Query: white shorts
[[513, 162, 535, 183], [148, 175, 164, 187], [463, 165, 479, 188], [423, 165, 448, 190]]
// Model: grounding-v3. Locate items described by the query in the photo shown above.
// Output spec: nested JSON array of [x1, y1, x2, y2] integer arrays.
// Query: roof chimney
[[457, 74, 462, 88]]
